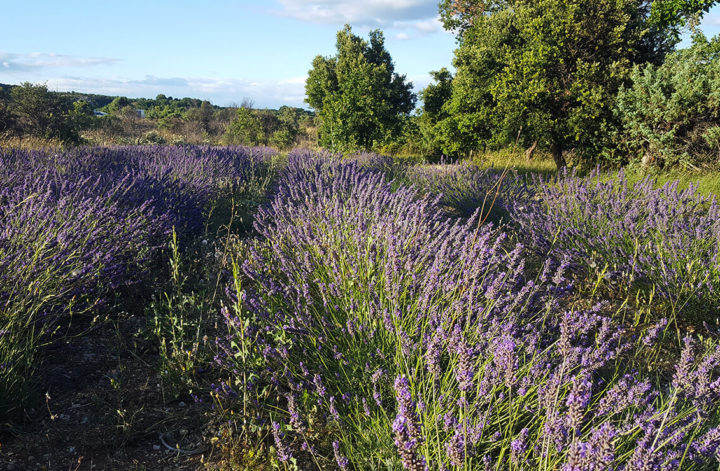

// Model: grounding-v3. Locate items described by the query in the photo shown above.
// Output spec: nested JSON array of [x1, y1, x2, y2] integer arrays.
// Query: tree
[[224, 106, 264, 145], [305, 25, 415, 152], [69, 100, 94, 131], [650, 0, 718, 32], [11, 82, 58, 138], [10, 82, 82, 142], [106, 96, 132, 115], [186, 100, 214, 134], [198, 100, 213, 133], [269, 106, 303, 148], [0, 88, 16, 136], [418, 68, 454, 157], [436, 0, 686, 167]]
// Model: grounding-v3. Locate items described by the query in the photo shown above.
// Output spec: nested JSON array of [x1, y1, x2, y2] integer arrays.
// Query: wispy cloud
[[391, 16, 444, 38], [703, 14, 720, 26], [40, 75, 309, 108], [0, 52, 119, 73], [273, 0, 442, 35]]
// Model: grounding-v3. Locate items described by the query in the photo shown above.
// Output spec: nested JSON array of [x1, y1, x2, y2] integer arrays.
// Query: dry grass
[[467, 147, 720, 197], [470, 147, 558, 176], [0, 135, 65, 150]]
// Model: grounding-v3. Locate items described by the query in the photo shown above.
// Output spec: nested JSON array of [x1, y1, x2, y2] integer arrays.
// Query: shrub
[[406, 162, 530, 221], [511, 168, 720, 313], [613, 34, 720, 168], [215, 151, 720, 469], [0, 145, 277, 418], [0, 161, 165, 416]]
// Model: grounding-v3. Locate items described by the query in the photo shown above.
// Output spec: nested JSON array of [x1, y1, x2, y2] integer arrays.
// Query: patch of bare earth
[[0, 315, 224, 471]]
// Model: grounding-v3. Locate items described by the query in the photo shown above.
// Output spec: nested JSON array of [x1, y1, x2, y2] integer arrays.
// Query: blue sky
[[1, 1, 719, 109]]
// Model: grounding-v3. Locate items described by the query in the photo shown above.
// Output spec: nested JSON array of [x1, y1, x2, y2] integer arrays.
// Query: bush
[[0, 157, 166, 416], [510, 168, 720, 313], [613, 34, 720, 168], [406, 162, 530, 221], [0, 145, 277, 418], [215, 151, 720, 469]]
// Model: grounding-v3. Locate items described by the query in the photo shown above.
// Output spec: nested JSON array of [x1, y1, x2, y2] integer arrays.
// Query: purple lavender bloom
[[327, 395, 341, 422], [565, 375, 592, 431], [445, 430, 466, 467], [511, 167, 720, 307], [393, 375, 428, 471], [510, 428, 529, 465], [333, 441, 350, 471], [272, 421, 293, 463], [455, 338, 475, 392], [208, 149, 720, 470]]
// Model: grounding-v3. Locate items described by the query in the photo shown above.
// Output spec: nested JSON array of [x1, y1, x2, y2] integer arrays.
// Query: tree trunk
[[525, 140, 538, 161], [550, 141, 566, 169]]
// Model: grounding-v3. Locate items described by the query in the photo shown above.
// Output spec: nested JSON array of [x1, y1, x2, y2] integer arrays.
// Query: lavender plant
[[511, 168, 720, 313], [0, 145, 276, 418], [406, 162, 530, 221], [0, 169, 165, 415], [347, 150, 411, 181], [215, 151, 720, 469]]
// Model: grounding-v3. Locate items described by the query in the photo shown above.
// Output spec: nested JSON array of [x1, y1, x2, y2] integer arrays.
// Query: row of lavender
[[216, 150, 720, 469], [0, 145, 275, 417], [407, 163, 720, 313], [512, 169, 720, 311]]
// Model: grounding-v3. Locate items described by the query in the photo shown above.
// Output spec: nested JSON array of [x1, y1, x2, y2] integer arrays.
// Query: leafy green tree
[[199, 100, 213, 133], [10, 82, 82, 142], [305, 25, 415, 152], [418, 68, 454, 158], [106, 96, 132, 115], [11, 82, 58, 137], [436, 0, 683, 167], [186, 100, 215, 134], [650, 0, 718, 31], [0, 87, 16, 136], [71, 100, 93, 124], [225, 107, 264, 145]]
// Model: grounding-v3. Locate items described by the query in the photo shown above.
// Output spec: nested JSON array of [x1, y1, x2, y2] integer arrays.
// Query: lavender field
[[1, 146, 720, 470]]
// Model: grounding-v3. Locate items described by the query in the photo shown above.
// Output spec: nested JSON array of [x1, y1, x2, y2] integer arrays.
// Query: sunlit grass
[[471, 147, 558, 176]]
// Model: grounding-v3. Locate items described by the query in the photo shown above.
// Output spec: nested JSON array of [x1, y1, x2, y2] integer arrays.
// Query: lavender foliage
[[406, 162, 530, 221]]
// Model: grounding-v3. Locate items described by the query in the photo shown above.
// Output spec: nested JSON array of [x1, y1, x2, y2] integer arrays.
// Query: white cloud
[[406, 17, 443, 33], [37, 75, 309, 109], [0, 51, 119, 73], [391, 16, 444, 38], [396, 33, 411, 40], [274, 0, 440, 31], [703, 14, 720, 26]]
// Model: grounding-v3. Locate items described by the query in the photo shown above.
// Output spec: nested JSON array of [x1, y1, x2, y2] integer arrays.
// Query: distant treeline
[[0, 83, 316, 148]]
